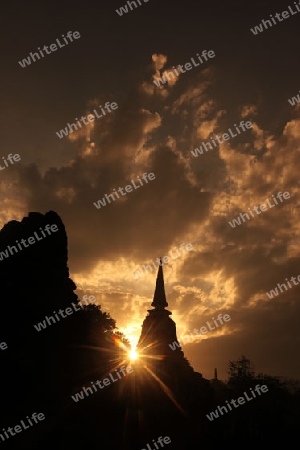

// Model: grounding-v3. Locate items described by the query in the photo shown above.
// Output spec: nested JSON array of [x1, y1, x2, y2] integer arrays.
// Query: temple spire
[[151, 258, 168, 309]]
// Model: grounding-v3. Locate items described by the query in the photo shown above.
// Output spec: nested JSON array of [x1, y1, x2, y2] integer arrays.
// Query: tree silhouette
[[82, 303, 115, 330], [228, 354, 255, 383]]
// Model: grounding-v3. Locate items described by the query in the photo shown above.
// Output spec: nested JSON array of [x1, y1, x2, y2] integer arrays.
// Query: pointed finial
[[151, 258, 168, 309]]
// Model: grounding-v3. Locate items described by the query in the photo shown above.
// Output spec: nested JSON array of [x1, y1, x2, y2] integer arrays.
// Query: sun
[[128, 348, 139, 361]]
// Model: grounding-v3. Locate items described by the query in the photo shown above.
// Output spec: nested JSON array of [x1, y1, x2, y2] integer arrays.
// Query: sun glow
[[129, 348, 139, 361]]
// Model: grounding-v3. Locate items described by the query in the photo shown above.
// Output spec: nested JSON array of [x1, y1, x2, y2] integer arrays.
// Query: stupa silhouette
[[127, 257, 213, 450], [135, 259, 213, 400], [137, 258, 188, 363]]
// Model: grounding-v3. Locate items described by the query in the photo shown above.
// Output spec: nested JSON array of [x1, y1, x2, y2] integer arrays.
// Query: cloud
[[240, 104, 258, 118], [3, 53, 300, 380], [152, 54, 167, 71]]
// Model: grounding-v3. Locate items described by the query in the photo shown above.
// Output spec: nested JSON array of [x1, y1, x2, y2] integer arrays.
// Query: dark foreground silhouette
[[0, 211, 299, 449]]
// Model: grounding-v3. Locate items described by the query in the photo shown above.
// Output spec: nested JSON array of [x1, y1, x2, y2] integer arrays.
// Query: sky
[[2, 0, 300, 380]]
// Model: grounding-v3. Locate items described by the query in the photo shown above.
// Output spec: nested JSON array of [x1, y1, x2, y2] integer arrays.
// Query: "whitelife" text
[[18, 31, 81, 68]]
